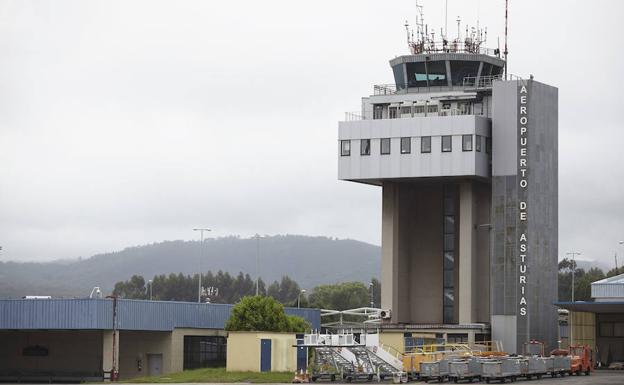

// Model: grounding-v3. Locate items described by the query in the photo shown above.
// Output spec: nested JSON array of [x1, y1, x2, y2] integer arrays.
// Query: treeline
[[112, 271, 381, 309], [558, 258, 620, 301]]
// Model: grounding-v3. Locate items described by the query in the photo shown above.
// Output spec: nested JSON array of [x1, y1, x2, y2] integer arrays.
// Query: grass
[[126, 367, 294, 383]]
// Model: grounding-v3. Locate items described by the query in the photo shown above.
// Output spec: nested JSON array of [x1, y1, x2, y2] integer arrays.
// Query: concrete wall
[[491, 79, 558, 353], [118, 331, 171, 379], [338, 115, 491, 181], [381, 179, 490, 325], [0, 330, 103, 376], [226, 332, 297, 372]]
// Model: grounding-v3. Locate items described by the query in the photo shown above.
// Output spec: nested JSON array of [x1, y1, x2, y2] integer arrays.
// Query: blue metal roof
[[0, 299, 321, 331]]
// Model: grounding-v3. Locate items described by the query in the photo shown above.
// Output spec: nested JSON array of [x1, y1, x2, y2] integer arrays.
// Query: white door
[[148, 354, 163, 377]]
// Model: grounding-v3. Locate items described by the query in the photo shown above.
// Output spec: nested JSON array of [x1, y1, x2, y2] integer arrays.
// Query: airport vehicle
[[568, 345, 593, 375]]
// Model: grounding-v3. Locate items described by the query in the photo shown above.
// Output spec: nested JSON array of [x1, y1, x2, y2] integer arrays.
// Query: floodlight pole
[[193, 228, 211, 303], [298, 289, 306, 308], [254, 234, 261, 296], [566, 252, 581, 302]]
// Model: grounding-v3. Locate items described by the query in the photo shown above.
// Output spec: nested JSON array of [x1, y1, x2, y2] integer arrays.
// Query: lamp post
[[148, 280, 152, 301], [193, 228, 211, 303], [254, 234, 262, 296], [298, 289, 306, 308], [618, 241, 624, 274], [566, 252, 581, 302], [369, 282, 374, 308]]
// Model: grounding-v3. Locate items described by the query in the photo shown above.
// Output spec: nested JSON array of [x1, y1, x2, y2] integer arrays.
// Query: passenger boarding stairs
[[303, 332, 404, 381]]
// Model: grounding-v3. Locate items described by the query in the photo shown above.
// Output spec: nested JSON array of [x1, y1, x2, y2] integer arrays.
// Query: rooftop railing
[[373, 74, 504, 96], [409, 41, 500, 57]]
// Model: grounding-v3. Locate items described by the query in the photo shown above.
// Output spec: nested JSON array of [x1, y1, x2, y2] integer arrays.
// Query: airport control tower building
[[337, 20, 558, 353]]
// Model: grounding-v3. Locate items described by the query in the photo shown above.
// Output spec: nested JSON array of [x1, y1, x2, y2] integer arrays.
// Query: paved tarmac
[[5, 371, 624, 385]]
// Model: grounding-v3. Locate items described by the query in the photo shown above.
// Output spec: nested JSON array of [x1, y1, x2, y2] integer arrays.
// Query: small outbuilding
[[556, 273, 624, 366], [226, 331, 306, 373]]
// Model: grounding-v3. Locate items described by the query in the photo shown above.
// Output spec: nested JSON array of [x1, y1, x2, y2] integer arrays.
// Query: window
[[373, 105, 383, 120], [400, 137, 411, 154], [406, 61, 448, 87], [427, 104, 438, 114], [184, 336, 227, 369], [462, 135, 473, 151], [389, 108, 398, 119], [486, 137, 492, 154], [340, 140, 350, 156], [400, 106, 412, 115], [475, 135, 482, 152], [360, 139, 370, 156], [443, 185, 457, 324], [380, 138, 391, 155], [414, 105, 425, 114], [442, 136, 452, 152], [421, 136, 431, 153]]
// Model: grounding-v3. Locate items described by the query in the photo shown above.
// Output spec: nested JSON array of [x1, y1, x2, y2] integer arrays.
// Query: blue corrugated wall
[[0, 299, 320, 331]]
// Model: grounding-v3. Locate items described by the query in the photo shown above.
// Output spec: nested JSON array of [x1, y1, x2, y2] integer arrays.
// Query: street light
[[148, 280, 153, 301], [298, 289, 306, 308], [369, 282, 374, 308], [254, 234, 262, 296], [566, 252, 581, 302], [193, 228, 211, 303]]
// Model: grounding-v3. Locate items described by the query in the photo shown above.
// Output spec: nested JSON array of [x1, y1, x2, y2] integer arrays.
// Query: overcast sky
[[1, 0, 623, 268]]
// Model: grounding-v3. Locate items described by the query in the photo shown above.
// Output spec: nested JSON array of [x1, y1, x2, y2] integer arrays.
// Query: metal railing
[[409, 41, 500, 57], [462, 74, 503, 89], [344, 111, 363, 121]]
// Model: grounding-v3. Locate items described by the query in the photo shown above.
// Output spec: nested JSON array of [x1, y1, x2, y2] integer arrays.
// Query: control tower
[[337, 16, 558, 353]]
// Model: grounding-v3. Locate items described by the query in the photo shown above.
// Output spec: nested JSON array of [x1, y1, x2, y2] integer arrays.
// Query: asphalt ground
[[4, 371, 624, 385]]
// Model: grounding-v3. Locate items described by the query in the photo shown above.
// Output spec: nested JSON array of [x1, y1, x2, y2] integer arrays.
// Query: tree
[[112, 275, 147, 299], [308, 282, 370, 310], [224, 295, 309, 332]]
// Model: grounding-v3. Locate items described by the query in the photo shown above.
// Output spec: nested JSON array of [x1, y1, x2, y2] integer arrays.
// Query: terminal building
[[0, 298, 320, 381], [338, 21, 558, 353]]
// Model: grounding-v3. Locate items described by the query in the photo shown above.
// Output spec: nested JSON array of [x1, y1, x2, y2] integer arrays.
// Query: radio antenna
[[445, 0, 448, 40], [504, 0, 509, 79]]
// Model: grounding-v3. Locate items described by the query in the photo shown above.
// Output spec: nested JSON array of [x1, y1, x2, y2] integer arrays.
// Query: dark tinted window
[[421, 136, 431, 153], [406, 60, 447, 87], [184, 336, 227, 369], [380, 138, 391, 155], [442, 136, 452, 152], [360, 139, 370, 156], [393, 64, 406, 89], [475, 135, 482, 152], [462, 135, 473, 151], [450, 60, 481, 85], [400, 137, 411, 154]]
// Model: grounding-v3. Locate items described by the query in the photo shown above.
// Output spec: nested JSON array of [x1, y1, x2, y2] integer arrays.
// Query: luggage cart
[[448, 358, 482, 383], [481, 358, 522, 383], [420, 360, 450, 383]]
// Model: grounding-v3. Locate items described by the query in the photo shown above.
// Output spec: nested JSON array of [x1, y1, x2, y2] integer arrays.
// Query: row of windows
[[340, 135, 491, 156]]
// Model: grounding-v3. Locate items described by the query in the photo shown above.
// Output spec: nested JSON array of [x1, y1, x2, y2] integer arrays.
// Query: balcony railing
[[373, 75, 504, 95], [343, 108, 480, 121], [462, 75, 503, 89]]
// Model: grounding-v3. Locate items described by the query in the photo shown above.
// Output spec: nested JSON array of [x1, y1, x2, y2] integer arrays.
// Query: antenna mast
[[504, 0, 509, 79], [445, 0, 448, 40]]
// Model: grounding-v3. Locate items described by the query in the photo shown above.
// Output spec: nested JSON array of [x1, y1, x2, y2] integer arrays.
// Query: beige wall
[[379, 331, 405, 353], [569, 311, 595, 348], [118, 331, 171, 379], [226, 332, 297, 372], [0, 330, 102, 375]]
